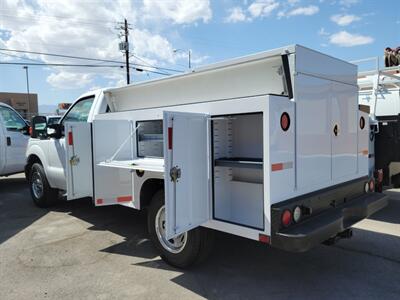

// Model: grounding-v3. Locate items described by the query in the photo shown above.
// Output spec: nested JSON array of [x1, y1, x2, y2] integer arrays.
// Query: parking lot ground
[[0, 173, 400, 300]]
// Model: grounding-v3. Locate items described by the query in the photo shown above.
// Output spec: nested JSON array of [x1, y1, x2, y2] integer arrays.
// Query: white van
[[0, 102, 30, 176]]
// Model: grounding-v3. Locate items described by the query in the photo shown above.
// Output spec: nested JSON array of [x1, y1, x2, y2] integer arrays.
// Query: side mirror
[[47, 123, 62, 139], [31, 116, 48, 139], [20, 125, 31, 136]]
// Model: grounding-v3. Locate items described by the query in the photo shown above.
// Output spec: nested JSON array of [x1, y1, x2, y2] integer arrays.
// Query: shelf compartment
[[215, 157, 263, 169]]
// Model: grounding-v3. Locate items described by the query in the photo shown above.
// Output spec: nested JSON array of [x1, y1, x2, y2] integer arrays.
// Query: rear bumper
[[271, 181, 388, 252]]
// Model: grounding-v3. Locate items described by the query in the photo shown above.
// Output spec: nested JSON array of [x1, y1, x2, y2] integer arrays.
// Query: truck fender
[[25, 144, 50, 182]]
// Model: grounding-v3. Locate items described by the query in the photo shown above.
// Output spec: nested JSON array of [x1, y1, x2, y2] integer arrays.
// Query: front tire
[[29, 163, 59, 208], [147, 190, 214, 268]]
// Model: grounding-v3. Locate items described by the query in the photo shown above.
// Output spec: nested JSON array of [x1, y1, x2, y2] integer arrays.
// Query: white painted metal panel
[[295, 75, 331, 190], [295, 45, 357, 86], [331, 82, 358, 179], [0, 116, 6, 175], [92, 119, 135, 207], [164, 111, 211, 239], [358, 111, 370, 176], [65, 122, 93, 200], [268, 97, 295, 204]]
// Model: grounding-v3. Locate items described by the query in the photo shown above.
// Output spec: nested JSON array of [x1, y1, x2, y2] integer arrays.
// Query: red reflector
[[377, 169, 383, 183], [168, 127, 173, 150], [280, 112, 290, 131], [369, 179, 374, 192], [68, 131, 73, 146], [96, 199, 104, 205], [29, 126, 33, 136], [117, 196, 132, 203], [259, 234, 270, 244], [271, 163, 283, 172], [281, 209, 292, 227]]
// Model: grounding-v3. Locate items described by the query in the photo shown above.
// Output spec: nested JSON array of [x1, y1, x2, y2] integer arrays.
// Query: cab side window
[[0, 106, 26, 131], [62, 96, 95, 124]]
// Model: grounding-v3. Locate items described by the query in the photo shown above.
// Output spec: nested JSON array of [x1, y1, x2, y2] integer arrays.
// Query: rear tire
[[29, 163, 59, 208], [147, 190, 214, 268]]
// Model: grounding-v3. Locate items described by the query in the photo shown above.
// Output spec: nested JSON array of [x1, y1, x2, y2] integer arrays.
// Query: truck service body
[[0, 102, 30, 176], [26, 45, 387, 267]]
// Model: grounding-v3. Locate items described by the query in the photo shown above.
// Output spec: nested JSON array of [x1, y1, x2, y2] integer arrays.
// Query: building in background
[[0, 92, 38, 121]]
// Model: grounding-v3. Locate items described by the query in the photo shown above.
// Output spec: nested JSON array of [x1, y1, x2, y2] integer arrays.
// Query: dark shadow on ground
[[2, 176, 400, 299], [368, 199, 400, 224], [0, 175, 49, 245]]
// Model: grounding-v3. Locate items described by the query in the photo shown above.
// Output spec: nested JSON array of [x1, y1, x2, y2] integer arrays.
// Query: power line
[[0, 62, 124, 68], [0, 61, 170, 76], [0, 48, 183, 73]]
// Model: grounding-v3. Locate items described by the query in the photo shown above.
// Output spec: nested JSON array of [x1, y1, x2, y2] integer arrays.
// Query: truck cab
[[0, 102, 30, 176], [25, 89, 108, 205]]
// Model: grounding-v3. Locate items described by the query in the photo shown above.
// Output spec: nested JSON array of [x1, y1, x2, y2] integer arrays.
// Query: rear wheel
[[29, 163, 59, 208], [147, 190, 214, 268]]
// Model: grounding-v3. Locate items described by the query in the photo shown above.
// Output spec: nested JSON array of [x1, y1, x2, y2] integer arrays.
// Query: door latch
[[170, 166, 181, 183], [69, 155, 80, 166]]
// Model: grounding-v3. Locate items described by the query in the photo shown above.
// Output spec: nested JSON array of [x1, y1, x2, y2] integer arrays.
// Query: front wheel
[[147, 190, 214, 268], [29, 163, 59, 208]]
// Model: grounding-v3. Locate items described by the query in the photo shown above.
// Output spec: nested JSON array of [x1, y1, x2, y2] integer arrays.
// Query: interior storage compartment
[[136, 120, 163, 158], [212, 113, 264, 229]]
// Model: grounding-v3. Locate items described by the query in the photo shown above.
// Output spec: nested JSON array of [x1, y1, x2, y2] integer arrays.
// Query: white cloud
[[0, 0, 209, 90], [287, 0, 300, 6], [248, 0, 280, 18], [47, 72, 93, 89], [329, 31, 374, 47], [318, 27, 330, 36], [286, 5, 319, 17], [225, 7, 248, 23], [331, 14, 361, 26], [142, 0, 212, 24], [339, 0, 360, 7]]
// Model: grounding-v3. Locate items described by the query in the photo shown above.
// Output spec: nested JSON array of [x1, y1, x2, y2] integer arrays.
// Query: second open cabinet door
[[65, 122, 93, 200], [163, 111, 211, 239]]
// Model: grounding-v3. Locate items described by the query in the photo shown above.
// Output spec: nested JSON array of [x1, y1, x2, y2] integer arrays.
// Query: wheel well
[[140, 178, 164, 209], [25, 155, 42, 179]]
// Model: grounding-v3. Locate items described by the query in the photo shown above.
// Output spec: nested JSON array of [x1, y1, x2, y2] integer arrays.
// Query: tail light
[[364, 182, 369, 193], [281, 209, 292, 227], [369, 179, 375, 192], [280, 112, 290, 131], [293, 206, 302, 223], [377, 169, 383, 183], [29, 126, 33, 136]]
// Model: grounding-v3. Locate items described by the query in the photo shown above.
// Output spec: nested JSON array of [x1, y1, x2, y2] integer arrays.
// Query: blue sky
[[0, 0, 399, 109]]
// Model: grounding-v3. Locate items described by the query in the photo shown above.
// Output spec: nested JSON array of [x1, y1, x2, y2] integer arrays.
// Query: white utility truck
[[357, 60, 400, 188], [0, 102, 30, 176], [26, 45, 387, 267]]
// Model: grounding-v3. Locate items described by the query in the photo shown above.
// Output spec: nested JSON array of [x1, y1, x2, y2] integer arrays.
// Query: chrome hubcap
[[32, 171, 44, 199], [155, 205, 187, 254]]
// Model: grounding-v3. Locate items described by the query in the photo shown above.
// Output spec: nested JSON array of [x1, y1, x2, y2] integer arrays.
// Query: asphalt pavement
[[0, 173, 399, 300]]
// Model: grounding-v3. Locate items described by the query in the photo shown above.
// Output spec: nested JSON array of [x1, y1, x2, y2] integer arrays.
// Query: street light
[[173, 48, 192, 70], [23, 66, 30, 120]]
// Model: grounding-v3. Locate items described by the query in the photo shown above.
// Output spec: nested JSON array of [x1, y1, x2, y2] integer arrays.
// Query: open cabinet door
[[65, 122, 93, 200], [164, 111, 211, 239]]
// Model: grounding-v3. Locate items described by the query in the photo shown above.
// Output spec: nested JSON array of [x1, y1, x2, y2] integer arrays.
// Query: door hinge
[[69, 155, 80, 166], [170, 166, 181, 183]]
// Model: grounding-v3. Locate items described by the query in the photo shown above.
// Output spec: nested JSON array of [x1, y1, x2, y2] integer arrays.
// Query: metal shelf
[[214, 157, 263, 169]]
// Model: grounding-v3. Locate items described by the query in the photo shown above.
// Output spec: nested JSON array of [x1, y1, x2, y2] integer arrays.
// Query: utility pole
[[118, 19, 131, 84], [124, 18, 130, 84], [23, 66, 30, 120]]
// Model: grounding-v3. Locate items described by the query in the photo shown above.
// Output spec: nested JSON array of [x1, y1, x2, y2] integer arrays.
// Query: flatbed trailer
[[31, 45, 387, 267]]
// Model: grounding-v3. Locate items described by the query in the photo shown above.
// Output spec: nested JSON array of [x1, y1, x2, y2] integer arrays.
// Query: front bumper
[[271, 179, 388, 252]]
